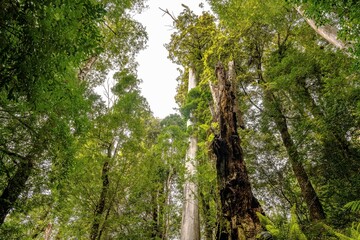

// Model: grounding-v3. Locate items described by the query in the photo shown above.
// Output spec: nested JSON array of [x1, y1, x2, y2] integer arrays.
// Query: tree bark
[[151, 186, 166, 240], [212, 62, 263, 240], [295, 7, 351, 51], [264, 90, 326, 221], [78, 56, 98, 81], [44, 223, 52, 240], [180, 67, 200, 240], [0, 154, 33, 225], [90, 143, 113, 240]]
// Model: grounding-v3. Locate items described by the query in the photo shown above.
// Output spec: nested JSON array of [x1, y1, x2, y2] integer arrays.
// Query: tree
[[287, 0, 360, 60], [147, 114, 188, 239], [166, 5, 272, 238], [212, 62, 264, 239], [53, 71, 152, 239], [264, 41, 360, 225], [165, 7, 218, 239], [0, 0, 148, 237], [180, 67, 200, 240], [0, 0, 104, 227], [207, 0, 327, 222], [208, 0, 360, 232]]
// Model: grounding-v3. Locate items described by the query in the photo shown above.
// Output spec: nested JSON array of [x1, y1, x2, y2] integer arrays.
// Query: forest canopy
[[0, 0, 359, 239]]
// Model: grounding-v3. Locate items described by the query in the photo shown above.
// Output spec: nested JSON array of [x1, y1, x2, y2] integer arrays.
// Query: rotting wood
[[212, 62, 264, 239]]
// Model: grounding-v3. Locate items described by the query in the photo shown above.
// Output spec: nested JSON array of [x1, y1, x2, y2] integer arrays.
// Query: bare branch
[[239, 81, 263, 113], [159, 7, 177, 22]]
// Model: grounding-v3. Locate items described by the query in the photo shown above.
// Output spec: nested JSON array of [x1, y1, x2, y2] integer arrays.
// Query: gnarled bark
[[212, 62, 263, 240]]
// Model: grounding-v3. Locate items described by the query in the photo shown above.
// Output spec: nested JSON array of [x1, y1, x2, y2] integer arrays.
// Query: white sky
[[134, 0, 210, 119]]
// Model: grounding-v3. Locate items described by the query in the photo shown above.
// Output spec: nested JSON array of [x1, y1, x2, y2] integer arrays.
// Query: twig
[[159, 7, 177, 22]]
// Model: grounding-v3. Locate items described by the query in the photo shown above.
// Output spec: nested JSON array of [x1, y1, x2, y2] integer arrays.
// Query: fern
[[344, 200, 360, 213], [288, 206, 308, 240], [321, 222, 360, 240], [256, 213, 281, 237], [348, 222, 360, 239], [256, 206, 309, 240]]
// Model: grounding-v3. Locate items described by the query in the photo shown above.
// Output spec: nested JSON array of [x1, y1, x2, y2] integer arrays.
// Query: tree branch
[[159, 7, 177, 22], [295, 6, 352, 52], [0, 147, 26, 161]]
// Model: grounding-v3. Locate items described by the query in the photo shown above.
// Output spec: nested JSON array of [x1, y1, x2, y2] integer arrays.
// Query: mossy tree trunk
[[263, 90, 326, 221]]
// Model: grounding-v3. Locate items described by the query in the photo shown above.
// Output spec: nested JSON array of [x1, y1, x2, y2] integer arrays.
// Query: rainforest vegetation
[[0, 0, 359, 239]]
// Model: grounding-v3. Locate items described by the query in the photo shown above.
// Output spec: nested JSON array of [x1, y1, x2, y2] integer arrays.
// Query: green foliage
[[257, 213, 281, 237], [3, 0, 358, 238], [55, 72, 153, 239], [0, 0, 104, 101], [205, 0, 360, 236], [289, 206, 308, 240], [180, 87, 203, 119], [287, 0, 360, 67], [256, 206, 310, 240], [0, 0, 104, 233], [321, 222, 360, 240], [0, 0, 149, 238], [166, 9, 217, 69], [345, 201, 360, 213], [180, 86, 212, 123], [166, 8, 217, 110]]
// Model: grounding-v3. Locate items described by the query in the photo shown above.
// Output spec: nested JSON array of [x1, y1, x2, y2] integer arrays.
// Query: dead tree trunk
[[212, 62, 263, 240]]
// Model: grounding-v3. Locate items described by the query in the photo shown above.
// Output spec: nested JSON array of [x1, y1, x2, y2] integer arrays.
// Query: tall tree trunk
[[151, 190, 160, 239], [212, 62, 263, 240], [180, 67, 200, 240], [295, 7, 351, 51], [264, 90, 326, 221], [163, 169, 173, 240], [44, 223, 52, 240], [0, 154, 33, 225], [151, 186, 165, 240], [90, 143, 113, 240]]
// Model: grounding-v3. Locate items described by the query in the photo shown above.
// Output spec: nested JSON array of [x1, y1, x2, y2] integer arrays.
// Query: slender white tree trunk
[[180, 67, 200, 240], [295, 7, 351, 50]]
